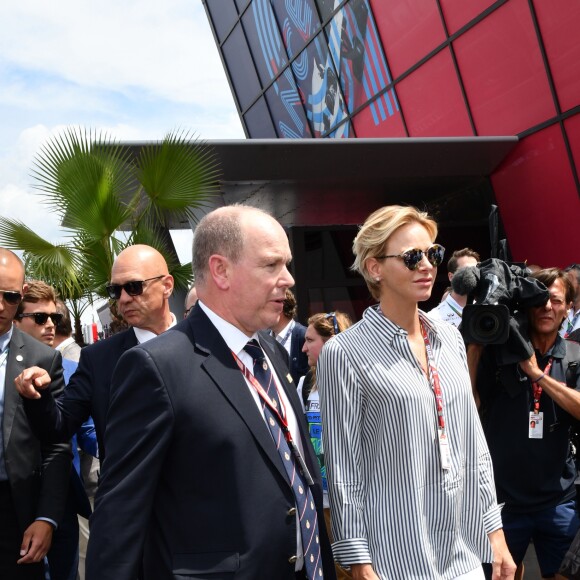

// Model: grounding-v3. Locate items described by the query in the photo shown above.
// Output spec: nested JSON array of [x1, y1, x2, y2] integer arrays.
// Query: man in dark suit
[[14, 244, 176, 463], [0, 248, 71, 579], [86, 206, 335, 580], [271, 288, 310, 384]]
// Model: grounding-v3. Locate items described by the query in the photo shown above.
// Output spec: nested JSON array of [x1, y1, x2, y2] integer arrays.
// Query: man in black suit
[[14, 244, 176, 463], [0, 248, 71, 579], [86, 206, 335, 580], [271, 288, 310, 385]]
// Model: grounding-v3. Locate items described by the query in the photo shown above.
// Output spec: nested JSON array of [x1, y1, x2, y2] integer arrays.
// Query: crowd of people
[[0, 203, 579, 580]]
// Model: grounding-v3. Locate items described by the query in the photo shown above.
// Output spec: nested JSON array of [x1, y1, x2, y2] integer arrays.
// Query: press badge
[[529, 412, 543, 439], [438, 428, 451, 470]]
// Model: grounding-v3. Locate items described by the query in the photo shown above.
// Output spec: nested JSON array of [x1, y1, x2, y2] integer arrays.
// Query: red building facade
[[203, 0, 579, 274]]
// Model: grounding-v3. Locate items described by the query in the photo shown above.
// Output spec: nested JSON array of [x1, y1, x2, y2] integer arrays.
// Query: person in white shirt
[[561, 264, 580, 338], [429, 247, 480, 327]]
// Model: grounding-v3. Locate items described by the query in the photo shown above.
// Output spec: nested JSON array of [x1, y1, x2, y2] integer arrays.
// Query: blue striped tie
[[243, 340, 323, 580]]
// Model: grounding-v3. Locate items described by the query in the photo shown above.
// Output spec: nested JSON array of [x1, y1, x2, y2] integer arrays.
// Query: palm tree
[[0, 127, 220, 340]]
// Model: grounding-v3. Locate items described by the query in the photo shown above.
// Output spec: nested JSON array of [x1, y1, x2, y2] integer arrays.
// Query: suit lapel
[[189, 309, 290, 485], [3, 328, 26, 447]]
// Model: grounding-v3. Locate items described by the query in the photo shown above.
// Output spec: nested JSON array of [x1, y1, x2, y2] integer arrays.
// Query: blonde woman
[[317, 205, 515, 580]]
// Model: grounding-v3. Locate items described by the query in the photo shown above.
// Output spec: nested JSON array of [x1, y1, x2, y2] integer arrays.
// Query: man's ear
[[162, 275, 174, 299], [448, 272, 454, 283], [208, 255, 230, 290]]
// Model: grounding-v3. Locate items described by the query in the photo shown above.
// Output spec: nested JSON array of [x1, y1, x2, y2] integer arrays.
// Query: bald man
[[14, 245, 175, 463], [0, 249, 70, 579]]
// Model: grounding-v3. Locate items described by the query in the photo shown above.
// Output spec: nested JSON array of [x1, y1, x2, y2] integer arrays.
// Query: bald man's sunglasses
[[0, 290, 23, 305], [375, 244, 445, 271], [105, 275, 164, 300], [16, 312, 63, 325]]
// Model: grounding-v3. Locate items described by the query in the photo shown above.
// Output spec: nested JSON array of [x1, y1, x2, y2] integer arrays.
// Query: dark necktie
[[243, 339, 323, 580]]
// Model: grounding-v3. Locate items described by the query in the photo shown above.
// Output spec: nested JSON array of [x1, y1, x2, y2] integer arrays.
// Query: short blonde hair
[[352, 205, 438, 300]]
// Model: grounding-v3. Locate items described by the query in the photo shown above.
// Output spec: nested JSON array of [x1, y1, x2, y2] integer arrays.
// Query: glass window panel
[[454, 0, 555, 135], [396, 48, 473, 137], [315, 0, 341, 25], [491, 125, 579, 267], [222, 23, 262, 112], [325, 0, 395, 117], [206, 0, 239, 43], [369, 0, 446, 78], [533, 0, 580, 113], [242, 0, 289, 88], [439, 0, 497, 36], [291, 32, 350, 137], [235, 0, 251, 13], [243, 97, 277, 137], [265, 69, 313, 138], [270, 0, 321, 58]]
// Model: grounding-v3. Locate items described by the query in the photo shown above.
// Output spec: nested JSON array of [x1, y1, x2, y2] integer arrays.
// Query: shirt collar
[[55, 336, 75, 352], [198, 300, 258, 355], [133, 312, 177, 344], [0, 325, 13, 354], [362, 304, 439, 344]]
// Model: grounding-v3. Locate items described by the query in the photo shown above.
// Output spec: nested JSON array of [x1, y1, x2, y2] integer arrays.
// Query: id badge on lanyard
[[529, 358, 553, 440]]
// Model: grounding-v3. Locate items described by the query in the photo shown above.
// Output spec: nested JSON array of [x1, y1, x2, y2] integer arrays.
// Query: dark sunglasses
[[325, 312, 340, 335], [376, 244, 445, 271], [105, 275, 164, 300], [0, 290, 23, 305], [17, 312, 63, 325]]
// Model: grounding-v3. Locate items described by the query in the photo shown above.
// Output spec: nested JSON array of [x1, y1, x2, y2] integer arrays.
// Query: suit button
[[288, 555, 298, 564], [287, 507, 297, 516]]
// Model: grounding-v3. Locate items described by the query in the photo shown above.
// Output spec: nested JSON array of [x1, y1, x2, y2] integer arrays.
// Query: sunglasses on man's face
[[17, 312, 63, 326], [105, 275, 164, 300], [0, 290, 23, 306], [376, 244, 445, 271]]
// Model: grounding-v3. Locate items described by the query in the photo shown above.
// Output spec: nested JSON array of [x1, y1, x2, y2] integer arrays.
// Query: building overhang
[[126, 136, 518, 228]]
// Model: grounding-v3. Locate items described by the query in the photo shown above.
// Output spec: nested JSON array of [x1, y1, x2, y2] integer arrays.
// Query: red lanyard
[[420, 322, 446, 432], [231, 350, 291, 442], [532, 357, 553, 413], [232, 349, 315, 485]]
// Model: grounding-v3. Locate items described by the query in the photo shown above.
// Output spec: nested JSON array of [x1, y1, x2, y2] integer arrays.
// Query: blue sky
[[0, 0, 244, 266]]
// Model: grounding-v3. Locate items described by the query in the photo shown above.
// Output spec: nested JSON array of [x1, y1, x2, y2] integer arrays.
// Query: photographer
[[469, 268, 580, 579]]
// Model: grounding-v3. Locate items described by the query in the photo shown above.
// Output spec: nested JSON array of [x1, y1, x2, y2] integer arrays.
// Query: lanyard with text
[[420, 322, 451, 470], [529, 357, 553, 439], [277, 320, 294, 348], [231, 350, 314, 485], [531, 357, 554, 414]]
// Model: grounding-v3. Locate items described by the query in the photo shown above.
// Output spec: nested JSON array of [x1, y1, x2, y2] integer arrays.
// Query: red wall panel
[[369, 0, 445, 78], [440, 0, 497, 35], [491, 125, 580, 268], [396, 48, 473, 136], [454, 0, 555, 135]]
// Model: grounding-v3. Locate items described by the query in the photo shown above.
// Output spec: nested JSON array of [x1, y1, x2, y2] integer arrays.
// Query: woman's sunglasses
[[376, 244, 445, 271], [0, 290, 23, 305], [17, 312, 63, 325], [105, 275, 164, 300], [325, 312, 340, 335]]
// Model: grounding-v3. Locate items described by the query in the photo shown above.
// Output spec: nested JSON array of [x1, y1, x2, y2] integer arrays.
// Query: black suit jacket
[[289, 321, 309, 385], [87, 305, 336, 580], [23, 328, 138, 462], [2, 327, 71, 533]]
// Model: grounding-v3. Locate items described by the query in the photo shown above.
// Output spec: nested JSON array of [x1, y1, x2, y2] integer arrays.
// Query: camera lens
[[479, 315, 499, 335]]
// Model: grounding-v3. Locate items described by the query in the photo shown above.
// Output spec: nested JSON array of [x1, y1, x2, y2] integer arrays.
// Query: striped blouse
[[317, 305, 502, 579]]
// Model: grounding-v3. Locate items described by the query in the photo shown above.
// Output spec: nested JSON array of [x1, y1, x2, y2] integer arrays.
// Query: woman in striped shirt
[[317, 205, 515, 580]]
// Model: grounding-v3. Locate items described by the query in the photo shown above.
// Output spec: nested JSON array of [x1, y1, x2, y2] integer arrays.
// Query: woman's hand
[[351, 563, 380, 580]]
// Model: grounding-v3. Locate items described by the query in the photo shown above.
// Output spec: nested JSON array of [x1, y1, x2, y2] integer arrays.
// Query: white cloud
[[0, 0, 235, 109]]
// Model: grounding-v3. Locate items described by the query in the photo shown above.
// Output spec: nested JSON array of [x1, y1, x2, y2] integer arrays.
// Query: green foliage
[[0, 126, 220, 330]]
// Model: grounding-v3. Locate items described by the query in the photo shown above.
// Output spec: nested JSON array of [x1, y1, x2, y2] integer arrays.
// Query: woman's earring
[[375, 278, 381, 282]]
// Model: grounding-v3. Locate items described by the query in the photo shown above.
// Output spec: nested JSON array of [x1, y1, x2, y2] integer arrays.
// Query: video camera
[[452, 258, 549, 364]]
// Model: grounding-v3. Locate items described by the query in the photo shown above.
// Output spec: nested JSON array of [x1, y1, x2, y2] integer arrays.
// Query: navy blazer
[[23, 327, 138, 462], [87, 304, 336, 580], [3, 327, 71, 533], [289, 321, 310, 385]]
